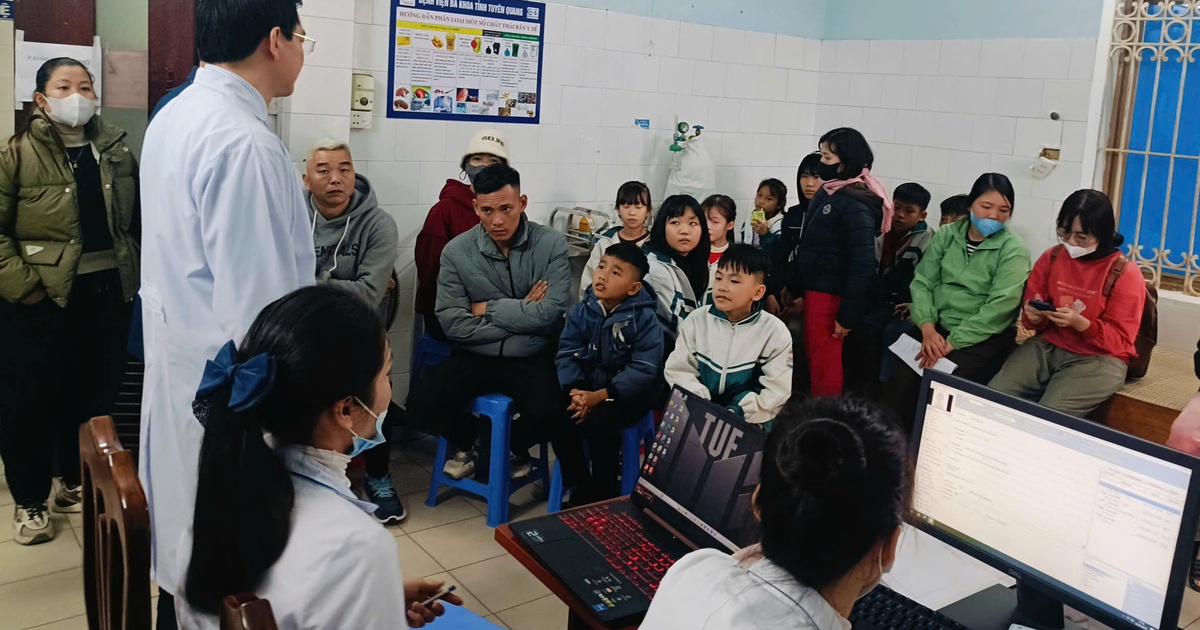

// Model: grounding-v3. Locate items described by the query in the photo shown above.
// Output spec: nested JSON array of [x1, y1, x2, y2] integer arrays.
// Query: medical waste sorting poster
[[387, 0, 545, 124]]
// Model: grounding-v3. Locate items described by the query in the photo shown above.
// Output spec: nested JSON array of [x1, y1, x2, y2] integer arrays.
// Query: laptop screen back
[[632, 387, 766, 552]]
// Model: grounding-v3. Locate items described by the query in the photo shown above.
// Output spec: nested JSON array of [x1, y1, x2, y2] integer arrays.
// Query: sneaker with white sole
[[365, 475, 407, 525], [14, 503, 56, 545], [509, 454, 532, 479], [443, 450, 477, 480], [51, 478, 83, 514]]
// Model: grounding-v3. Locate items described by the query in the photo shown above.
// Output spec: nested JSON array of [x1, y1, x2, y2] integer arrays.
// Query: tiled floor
[[0, 439, 567, 630], [7, 442, 1200, 630]]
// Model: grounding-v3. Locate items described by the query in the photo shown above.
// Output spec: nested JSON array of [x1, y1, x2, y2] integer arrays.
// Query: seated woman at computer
[[174, 286, 463, 628], [990, 189, 1145, 418], [640, 397, 910, 630], [882, 173, 1031, 430]]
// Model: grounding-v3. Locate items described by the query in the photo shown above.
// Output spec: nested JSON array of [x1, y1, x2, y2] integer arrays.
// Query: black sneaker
[[365, 475, 407, 525]]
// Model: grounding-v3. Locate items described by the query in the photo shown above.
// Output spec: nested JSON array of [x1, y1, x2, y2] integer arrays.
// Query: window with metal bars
[[1101, 0, 1200, 295]]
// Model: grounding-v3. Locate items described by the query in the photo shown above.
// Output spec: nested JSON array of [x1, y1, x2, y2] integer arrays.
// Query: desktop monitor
[[910, 371, 1200, 630]]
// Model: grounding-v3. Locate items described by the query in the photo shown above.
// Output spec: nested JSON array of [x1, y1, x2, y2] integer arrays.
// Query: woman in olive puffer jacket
[[0, 57, 139, 546]]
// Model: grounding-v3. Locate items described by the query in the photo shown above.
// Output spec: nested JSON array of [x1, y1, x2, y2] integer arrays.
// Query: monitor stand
[[938, 584, 1085, 630]]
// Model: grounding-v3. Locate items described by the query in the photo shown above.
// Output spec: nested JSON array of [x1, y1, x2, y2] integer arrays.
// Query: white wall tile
[[848, 74, 883, 108], [1014, 118, 1064, 157], [604, 11, 645, 53], [352, 23, 388, 72], [286, 113, 350, 160], [787, 70, 818, 103], [659, 57, 695, 95], [564, 6, 607, 50], [895, 110, 935, 148], [708, 98, 742, 133], [418, 161, 457, 204], [1041, 80, 1092, 122], [959, 77, 1000, 116], [861, 107, 898, 144], [300, 0, 354, 20], [693, 61, 728, 98], [738, 100, 773, 134], [970, 115, 1017, 155], [939, 40, 982, 77], [304, 16, 355, 70], [543, 3, 568, 46], [674, 96, 710, 130], [932, 113, 975, 151], [979, 39, 1026, 78], [902, 41, 942, 76], [769, 102, 802, 134], [867, 40, 905, 75], [648, 19, 681, 58], [945, 150, 993, 190], [725, 64, 755, 96], [371, 0, 391, 26], [354, 0, 373, 24], [291, 66, 352, 116], [872, 143, 914, 180], [745, 33, 777, 67], [1060, 121, 1087, 163], [910, 147, 951, 185], [1068, 38, 1098, 82], [881, 74, 919, 110], [916, 75, 956, 113], [834, 40, 870, 74], [1030, 161, 1082, 201], [994, 78, 1045, 118], [678, 23, 715, 61], [625, 53, 662, 94], [803, 39, 823, 72], [758, 67, 789, 102], [815, 104, 862, 132], [367, 161, 420, 207], [560, 86, 605, 126], [820, 39, 838, 73], [818, 72, 851, 106], [542, 44, 585, 87], [539, 84, 562, 125], [1023, 39, 1073, 80], [582, 48, 624, 90], [712, 27, 747, 64], [394, 119, 447, 162], [775, 35, 807, 71]]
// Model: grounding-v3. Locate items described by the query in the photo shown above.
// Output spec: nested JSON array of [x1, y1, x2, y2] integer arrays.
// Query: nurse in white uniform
[[175, 286, 463, 629], [641, 397, 910, 630], [138, 0, 316, 616]]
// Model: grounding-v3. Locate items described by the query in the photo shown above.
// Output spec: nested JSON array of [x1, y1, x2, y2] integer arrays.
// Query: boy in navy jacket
[[557, 242, 663, 502]]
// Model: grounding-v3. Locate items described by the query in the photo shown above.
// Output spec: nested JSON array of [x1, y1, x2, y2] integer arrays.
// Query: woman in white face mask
[[0, 57, 140, 546], [642, 397, 911, 630], [989, 189, 1145, 417]]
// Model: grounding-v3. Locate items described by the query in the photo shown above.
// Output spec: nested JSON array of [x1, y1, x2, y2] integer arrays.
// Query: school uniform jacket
[[578, 225, 649, 301], [644, 249, 699, 344], [556, 284, 662, 401], [664, 304, 792, 425]]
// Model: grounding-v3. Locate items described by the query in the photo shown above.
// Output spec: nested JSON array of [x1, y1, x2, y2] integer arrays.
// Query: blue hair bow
[[196, 341, 277, 413]]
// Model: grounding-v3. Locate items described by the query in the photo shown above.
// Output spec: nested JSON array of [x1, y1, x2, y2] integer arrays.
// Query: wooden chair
[[220, 593, 280, 630], [81, 415, 151, 629]]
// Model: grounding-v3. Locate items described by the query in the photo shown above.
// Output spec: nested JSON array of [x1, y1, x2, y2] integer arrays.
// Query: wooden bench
[[1096, 346, 1198, 444]]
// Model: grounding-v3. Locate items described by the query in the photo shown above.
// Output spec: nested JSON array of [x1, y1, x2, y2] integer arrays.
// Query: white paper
[[14, 31, 103, 106], [883, 525, 1015, 611], [889, 334, 958, 377]]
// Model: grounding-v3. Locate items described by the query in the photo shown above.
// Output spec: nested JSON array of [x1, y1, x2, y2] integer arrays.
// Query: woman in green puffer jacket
[[0, 57, 140, 546]]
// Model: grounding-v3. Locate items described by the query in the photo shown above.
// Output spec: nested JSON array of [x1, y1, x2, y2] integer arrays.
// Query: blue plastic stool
[[426, 393, 551, 527], [412, 334, 453, 381], [547, 411, 656, 513]]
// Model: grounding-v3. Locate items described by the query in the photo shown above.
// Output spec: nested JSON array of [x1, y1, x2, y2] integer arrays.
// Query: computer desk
[[495, 499, 1015, 630]]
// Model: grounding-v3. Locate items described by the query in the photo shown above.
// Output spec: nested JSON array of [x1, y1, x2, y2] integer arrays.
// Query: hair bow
[[195, 340, 277, 413]]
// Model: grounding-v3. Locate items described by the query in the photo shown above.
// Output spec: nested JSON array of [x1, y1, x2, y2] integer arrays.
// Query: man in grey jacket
[[304, 139, 406, 524], [409, 164, 589, 490]]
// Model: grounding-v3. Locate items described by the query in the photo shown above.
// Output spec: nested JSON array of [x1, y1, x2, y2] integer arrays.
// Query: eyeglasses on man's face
[[292, 31, 317, 54]]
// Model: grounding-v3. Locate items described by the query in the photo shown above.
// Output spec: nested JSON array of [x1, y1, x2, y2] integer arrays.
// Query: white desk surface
[[883, 524, 1017, 611]]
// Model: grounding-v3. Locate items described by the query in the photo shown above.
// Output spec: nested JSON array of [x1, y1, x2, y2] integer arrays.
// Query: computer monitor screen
[[633, 387, 765, 553], [911, 373, 1200, 630]]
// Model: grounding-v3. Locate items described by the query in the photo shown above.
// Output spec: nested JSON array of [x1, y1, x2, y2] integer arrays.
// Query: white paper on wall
[[14, 31, 102, 107]]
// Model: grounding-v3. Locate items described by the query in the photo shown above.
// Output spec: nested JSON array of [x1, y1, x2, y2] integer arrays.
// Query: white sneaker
[[14, 503, 56, 545], [509, 454, 532, 479], [51, 478, 83, 514], [443, 451, 477, 480]]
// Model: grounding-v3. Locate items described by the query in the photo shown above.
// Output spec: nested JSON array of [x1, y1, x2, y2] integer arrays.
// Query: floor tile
[[70, 524, 84, 549], [463, 483, 551, 524], [0, 485, 12, 509], [65, 512, 83, 529], [1182, 588, 1200, 628], [450, 555, 552, 615], [421, 571, 491, 617], [495, 595, 568, 630], [400, 491, 482, 535], [410, 516, 507, 570], [395, 534, 444, 578], [0, 532, 83, 585], [0, 568, 86, 630], [26, 615, 88, 630], [390, 459, 435, 496], [483, 614, 510, 629]]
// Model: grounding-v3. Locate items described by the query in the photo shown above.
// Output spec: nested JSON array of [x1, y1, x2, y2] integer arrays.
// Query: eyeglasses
[[1056, 227, 1098, 247], [292, 32, 317, 54]]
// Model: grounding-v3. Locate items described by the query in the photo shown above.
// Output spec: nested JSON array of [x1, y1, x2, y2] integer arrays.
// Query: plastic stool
[[547, 411, 656, 513], [426, 393, 550, 527], [412, 334, 453, 382]]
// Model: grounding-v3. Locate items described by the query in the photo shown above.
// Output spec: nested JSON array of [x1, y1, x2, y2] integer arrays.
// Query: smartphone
[[751, 209, 766, 224], [1028, 299, 1056, 312], [418, 585, 457, 608]]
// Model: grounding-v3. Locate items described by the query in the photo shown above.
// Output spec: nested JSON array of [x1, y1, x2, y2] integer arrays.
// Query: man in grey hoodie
[[303, 139, 405, 524]]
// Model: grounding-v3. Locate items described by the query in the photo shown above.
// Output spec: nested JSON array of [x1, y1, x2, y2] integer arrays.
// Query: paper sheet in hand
[[883, 525, 1014, 611], [889, 334, 957, 376]]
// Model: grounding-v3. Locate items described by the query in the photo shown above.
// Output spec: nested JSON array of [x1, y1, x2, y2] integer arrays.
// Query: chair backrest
[[81, 416, 151, 630], [221, 594, 281, 630]]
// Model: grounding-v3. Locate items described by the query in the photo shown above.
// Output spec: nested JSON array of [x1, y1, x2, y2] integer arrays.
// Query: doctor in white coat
[[139, 1, 316, 623]]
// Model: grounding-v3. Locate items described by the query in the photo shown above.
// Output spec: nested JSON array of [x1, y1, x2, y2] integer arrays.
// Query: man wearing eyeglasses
[[137, 2, 316, 627]]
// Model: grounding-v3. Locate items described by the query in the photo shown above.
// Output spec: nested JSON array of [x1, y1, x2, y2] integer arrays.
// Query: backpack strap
[[1103, 255, 1129, 298], [1049, 244, 1063, 267]]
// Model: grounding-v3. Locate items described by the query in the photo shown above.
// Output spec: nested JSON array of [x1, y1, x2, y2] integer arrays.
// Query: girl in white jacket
[[579, 181, 653, 300], [643, 195, 711, 351]]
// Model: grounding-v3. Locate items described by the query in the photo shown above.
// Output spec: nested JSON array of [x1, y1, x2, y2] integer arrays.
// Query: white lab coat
[[138, 64, 316, 595], [174, 445, 408, 629], [641, 546, 851, 630]]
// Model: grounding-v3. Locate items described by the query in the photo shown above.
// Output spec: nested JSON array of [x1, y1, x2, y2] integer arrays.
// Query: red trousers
[[804, 291, 844, 397]]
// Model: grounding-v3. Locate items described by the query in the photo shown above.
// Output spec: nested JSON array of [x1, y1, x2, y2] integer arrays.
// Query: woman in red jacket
[[414, 129, 509, 340], [989, 189, 1144, 417]]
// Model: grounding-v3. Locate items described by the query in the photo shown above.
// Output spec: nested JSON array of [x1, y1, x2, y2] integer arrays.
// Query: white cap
[[464, 129, 510, 163]]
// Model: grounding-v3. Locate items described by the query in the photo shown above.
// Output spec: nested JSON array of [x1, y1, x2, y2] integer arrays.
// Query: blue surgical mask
[[969, 214, 1006, 238], [348, 397, 387, 458]]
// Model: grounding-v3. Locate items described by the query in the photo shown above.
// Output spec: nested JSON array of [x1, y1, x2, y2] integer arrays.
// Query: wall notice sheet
[[387, 0, 544, 124]]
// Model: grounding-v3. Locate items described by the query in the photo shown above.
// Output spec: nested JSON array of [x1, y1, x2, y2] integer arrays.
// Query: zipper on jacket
[[498, 257, 517, 357], [720, 317, 737, 395]]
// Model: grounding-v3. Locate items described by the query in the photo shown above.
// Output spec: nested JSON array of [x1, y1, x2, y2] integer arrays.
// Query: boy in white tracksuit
[[666, 244, 792, 427]]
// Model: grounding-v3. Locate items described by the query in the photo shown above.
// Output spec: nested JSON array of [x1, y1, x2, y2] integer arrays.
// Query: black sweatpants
[[577, 396, 652, 500], [0, 270, 132, 507], [407, 348, 590, 487]]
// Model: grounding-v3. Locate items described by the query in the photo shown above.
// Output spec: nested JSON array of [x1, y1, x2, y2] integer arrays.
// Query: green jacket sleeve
[[946, 239, 1031, 349], [908, 227, 948, 328], [0, 147, 40, 303]]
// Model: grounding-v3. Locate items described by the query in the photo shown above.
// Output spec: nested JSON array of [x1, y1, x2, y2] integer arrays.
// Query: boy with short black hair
[[939, 193, 970, 226], [557, 241, 663, 501], [665, 244, 792, 427]]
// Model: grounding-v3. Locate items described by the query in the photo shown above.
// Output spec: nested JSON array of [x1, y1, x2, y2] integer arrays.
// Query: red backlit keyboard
[[559, 505, 677, 596]]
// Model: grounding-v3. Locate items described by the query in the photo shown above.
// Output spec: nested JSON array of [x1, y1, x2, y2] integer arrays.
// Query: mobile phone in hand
[[1028, 299, 1056, 312]]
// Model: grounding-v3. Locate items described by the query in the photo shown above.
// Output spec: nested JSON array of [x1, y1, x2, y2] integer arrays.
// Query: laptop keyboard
[[849, 585, 969, 630], [559, 505, 677, 596]]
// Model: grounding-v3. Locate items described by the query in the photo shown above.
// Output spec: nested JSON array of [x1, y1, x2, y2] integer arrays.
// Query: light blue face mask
[[348, 397, 387, 458], [970, 213, 1006, 238]]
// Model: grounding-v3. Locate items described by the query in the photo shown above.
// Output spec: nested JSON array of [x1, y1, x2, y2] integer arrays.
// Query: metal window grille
[[1101, 0, 1200, 295]]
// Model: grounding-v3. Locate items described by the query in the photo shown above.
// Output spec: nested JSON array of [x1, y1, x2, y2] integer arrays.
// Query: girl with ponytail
[[642, 397, 911, 629], [176, 286, 462, 628]]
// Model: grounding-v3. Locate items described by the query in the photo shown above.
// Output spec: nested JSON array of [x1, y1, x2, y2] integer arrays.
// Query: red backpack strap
[[1049, 244, 1063, 267], [1103, 255, 1129, 298]]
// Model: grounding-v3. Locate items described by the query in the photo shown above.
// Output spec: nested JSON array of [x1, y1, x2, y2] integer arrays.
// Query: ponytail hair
[[185, 286, 387, 614], [756, 397, 911, 590]]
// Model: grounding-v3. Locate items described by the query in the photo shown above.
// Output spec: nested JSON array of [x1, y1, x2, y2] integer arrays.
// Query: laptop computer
[[510, 387, 768, 626]]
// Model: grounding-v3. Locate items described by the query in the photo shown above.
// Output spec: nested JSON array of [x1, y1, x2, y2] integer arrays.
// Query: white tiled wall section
[[817, 37, 1098, 258]]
